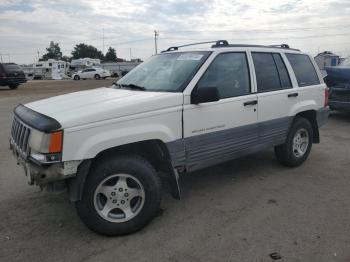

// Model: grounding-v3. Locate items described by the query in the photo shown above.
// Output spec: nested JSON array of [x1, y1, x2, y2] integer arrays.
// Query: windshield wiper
[[113, 82, 122, 88], [121, 83, 146, 91]]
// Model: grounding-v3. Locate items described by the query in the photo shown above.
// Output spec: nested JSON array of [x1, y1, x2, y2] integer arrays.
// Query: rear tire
[[9, 84, 19, 89], [75, 155, 162, 236], [94, 74, 101, 80], [274, 117, 313, 167]]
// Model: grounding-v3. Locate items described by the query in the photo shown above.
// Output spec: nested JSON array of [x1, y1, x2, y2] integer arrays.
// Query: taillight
[[324, 88, 329, 107]]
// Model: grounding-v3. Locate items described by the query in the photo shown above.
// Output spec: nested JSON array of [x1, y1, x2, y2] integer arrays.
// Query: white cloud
[[0, 0, 349, 64]]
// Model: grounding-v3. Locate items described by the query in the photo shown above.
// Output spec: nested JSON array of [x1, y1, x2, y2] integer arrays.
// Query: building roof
[[316, 51, 339, 58]]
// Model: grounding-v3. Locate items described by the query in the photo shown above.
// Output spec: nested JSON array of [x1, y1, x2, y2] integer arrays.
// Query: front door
[[183, 52, 258, 171]]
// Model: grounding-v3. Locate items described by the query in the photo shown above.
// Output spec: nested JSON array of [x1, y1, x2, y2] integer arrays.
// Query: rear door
[[80, 69, 89, 78], [285, 53, 325, 109], [183, 52, 258, 171], [251, 52, 296, 145]]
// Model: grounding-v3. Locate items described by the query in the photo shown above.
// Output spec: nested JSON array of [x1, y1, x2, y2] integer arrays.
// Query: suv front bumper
[[10, 140, 79, 186]]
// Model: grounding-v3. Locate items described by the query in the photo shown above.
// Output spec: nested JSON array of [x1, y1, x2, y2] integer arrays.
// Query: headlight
[[29, 130, 63, 163]]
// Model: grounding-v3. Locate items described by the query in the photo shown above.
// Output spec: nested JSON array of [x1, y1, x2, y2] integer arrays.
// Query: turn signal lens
[[49, 131, 63, 153]]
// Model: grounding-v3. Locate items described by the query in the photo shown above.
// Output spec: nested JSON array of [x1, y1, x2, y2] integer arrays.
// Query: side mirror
[[191, 87, 220, 104]]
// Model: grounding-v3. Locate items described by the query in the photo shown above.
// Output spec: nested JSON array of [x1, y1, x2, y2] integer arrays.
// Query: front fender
[[62, 115, 182, 161]]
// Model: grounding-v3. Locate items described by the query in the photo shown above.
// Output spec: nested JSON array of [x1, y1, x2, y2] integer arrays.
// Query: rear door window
[[285, 53, 320, 86], [252, 52, 291, 92]]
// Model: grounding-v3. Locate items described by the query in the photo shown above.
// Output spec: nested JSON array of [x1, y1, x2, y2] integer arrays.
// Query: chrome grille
[[11, 117, 31, 158]]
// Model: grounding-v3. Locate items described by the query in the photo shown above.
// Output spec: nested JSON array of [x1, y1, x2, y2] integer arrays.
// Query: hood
[[324, 66, 350, 89], [325, 66, 350, 81], [25, 87, 183, 128]]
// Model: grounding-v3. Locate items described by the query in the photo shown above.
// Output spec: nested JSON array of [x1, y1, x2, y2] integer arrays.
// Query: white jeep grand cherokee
[[10, 40, 329, 235]]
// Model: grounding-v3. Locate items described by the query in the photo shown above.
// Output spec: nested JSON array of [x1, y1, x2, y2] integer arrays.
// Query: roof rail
[[162, 40, 300, 52], [161, 40, 224, 53], [268, 44, 290, 49]]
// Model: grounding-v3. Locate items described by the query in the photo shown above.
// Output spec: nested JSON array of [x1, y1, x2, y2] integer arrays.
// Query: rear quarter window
[[285, 53, 320, 87]]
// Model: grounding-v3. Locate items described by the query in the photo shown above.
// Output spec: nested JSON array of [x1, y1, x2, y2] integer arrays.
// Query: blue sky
[[0, 0, 349, 64]]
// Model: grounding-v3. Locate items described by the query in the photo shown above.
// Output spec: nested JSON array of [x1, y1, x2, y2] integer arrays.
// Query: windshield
[[115, 51, 210, 92], [3, 64, 22, 72], [339, 57, 350, 67]]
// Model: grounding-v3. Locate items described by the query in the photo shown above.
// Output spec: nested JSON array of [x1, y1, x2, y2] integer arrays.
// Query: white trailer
[[32, 59, 69, 80], [101, 62, 141, 77]]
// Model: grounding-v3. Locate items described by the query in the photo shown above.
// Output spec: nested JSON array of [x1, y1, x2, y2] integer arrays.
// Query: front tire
[[274, 117, 313, 167], [75, 155, 162, 236], [74, 75, 80, 80]]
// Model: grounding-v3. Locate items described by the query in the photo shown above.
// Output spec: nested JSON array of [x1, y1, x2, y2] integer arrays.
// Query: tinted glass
[[252, 53, 281, 92], [3, 64, 22, 72], [197, 52, 250, 99], [286, 53, 320, 86], [273, 53, 292, 88]]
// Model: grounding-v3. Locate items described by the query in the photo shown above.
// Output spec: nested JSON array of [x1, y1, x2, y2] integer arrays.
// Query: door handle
[[288, 92, 299, 98], [243, 100, 258, 106]]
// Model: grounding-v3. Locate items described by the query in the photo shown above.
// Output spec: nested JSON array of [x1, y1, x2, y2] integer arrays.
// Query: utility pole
[[154, 30, 159, 54], [0, 54, 3, 63], [102, 28, 105, 54], [129, 48, 132, 61], [37, 50, 40, 61]]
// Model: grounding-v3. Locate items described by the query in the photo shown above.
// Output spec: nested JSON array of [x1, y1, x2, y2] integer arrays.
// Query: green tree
[[40, 41, 62, 61], [104, 47, 117, 62], [71, 43, 104, 60], [61, 55, 71, 62]]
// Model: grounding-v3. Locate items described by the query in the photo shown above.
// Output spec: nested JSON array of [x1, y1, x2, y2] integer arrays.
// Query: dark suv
[[0, 63, 26, 89], [324, 57, 350, 112]]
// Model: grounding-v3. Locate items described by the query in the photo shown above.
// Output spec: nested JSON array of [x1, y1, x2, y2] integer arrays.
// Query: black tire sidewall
[[9, 84, 19, 89], [94, 74, 100, 80], [74, 75, 80, 80], [76, 155, 161, 236]]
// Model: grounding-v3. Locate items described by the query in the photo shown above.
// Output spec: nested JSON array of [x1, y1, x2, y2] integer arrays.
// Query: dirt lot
[[0, 80, 350, 262]]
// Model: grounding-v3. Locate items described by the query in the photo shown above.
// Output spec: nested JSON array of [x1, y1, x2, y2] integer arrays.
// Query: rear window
[[285, 54, 320, 87], [3, 64, 22, 72]]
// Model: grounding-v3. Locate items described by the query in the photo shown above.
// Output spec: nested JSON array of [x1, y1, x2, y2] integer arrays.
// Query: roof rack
[[162, 40, 300, 52], [211, 41, 300, 51], [161, 40, 220, 53]]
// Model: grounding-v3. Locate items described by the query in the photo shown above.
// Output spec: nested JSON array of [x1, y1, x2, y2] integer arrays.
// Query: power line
[[158, 32, 350, 42], [160, 24, 350, 34]]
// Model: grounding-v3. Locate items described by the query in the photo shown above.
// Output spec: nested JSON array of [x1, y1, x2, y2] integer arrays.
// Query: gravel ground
[[0, 80, 350, 262]]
